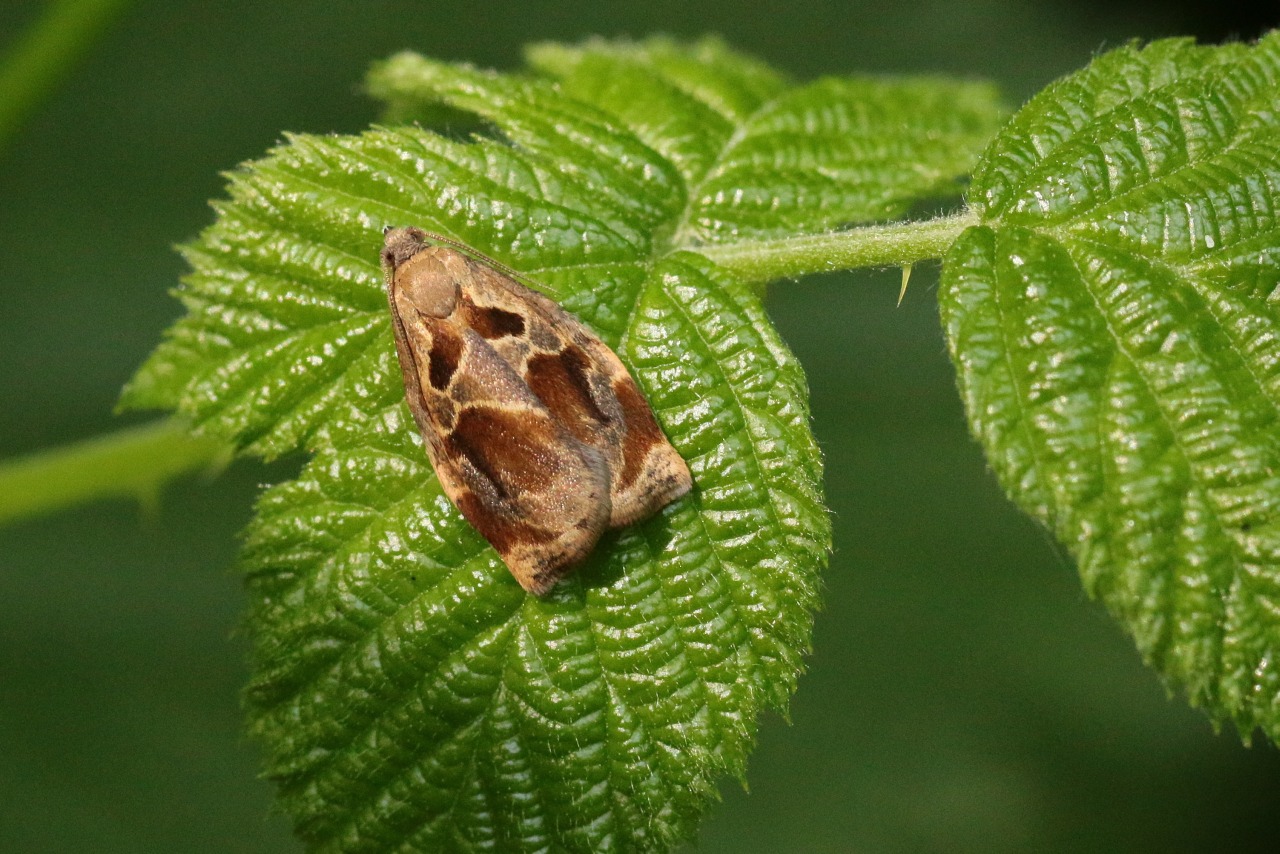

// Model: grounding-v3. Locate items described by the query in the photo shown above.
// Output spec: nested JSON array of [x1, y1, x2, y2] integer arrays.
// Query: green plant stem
[[0, 420, 230, 525], [0, 0, 133, 153], [698, 211, 978, 284], [0, 213, 978, 526]]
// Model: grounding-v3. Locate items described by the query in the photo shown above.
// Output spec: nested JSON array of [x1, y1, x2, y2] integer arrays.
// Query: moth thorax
[[398, 251, 461, 318]]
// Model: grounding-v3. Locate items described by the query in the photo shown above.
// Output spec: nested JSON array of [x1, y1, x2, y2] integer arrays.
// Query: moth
[[381, 226, 692, 595]]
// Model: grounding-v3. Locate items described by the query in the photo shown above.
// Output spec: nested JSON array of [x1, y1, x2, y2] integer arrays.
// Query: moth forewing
[[457, 259, 692, 525], [570, 334, 694, 527], [381, 226, 692, 594]]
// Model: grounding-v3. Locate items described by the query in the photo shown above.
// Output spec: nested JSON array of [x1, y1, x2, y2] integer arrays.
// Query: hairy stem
[[0, 420, 230, 525], [0, 213, 979, 525], [0, 0, 133, 153], [698, 211, 978, 284]]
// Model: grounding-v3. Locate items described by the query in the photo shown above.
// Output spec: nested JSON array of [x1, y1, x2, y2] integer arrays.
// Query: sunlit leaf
[[123, 37, 1001, 850], [940, 33, 1280, 740]]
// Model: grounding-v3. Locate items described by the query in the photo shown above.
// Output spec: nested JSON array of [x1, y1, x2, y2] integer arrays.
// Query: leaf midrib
[[664, 83, 786, 252]]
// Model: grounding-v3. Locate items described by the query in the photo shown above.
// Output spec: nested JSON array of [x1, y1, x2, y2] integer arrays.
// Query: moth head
[[381, 226, 430, 270]]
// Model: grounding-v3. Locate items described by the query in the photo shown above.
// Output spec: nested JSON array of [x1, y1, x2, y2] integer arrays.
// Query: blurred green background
[[2, 1, 1277, 852]]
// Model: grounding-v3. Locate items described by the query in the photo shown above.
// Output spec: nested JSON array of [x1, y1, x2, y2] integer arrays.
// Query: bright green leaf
[[241, 255, 827, 850], [940, 33, 1280, 739], [378, 36, 1006, 243], [122, 37, 1002, 851]]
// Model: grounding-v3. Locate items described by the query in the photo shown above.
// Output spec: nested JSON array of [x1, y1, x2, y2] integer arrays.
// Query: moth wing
[[579, 344, 693, 528], [390, 283, 611, 594], [464, 261, 692, 528]]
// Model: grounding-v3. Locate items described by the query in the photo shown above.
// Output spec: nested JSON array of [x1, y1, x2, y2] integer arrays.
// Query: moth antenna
[[415, 230, 565, 300]]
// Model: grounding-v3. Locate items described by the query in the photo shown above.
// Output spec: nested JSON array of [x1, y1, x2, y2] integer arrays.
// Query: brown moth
[[381, 226, 692, 595]]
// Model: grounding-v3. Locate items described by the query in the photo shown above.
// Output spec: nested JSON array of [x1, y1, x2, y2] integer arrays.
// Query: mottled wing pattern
[[385, 238, 610, 594], [382, 226, 692, 594], [459, 258, 692, 527]]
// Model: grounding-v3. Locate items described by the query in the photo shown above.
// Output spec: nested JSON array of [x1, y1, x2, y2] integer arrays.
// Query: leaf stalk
[[697, 211, 978, 284], [0, 420, 230, 525]]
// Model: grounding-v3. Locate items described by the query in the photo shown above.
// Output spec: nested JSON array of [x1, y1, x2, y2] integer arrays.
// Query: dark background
[[1, 2, 1276, 851]]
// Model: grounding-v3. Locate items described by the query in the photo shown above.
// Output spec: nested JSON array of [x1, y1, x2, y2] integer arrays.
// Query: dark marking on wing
[[447, 405, 561, 497], [428, 323, 465, 391], [456, 492, 559, 552], [612, 377, 665, 489], [467, 304, 527, 339], [526, 345, 611, 439]]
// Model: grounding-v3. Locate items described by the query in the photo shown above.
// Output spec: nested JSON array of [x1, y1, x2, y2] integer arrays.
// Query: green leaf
[[939, 34, 1280, 740], [242, 254, 827, 850], [528, 37, 1005, 242], [122, 37, 1002, 851]]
